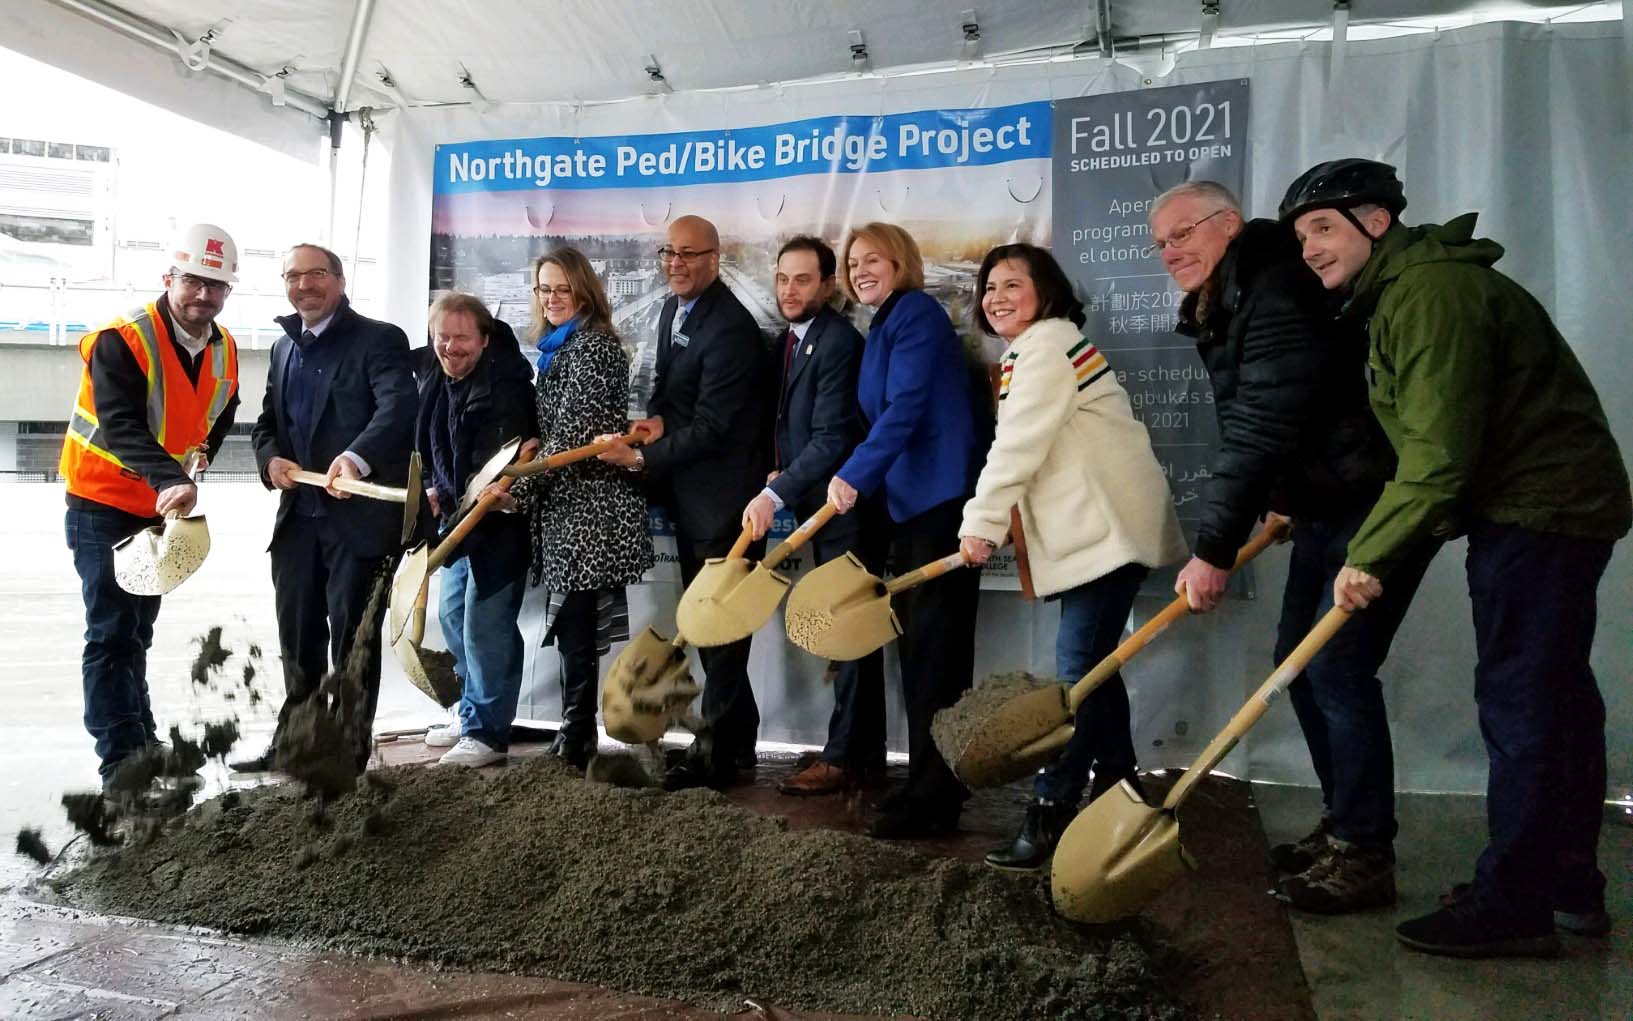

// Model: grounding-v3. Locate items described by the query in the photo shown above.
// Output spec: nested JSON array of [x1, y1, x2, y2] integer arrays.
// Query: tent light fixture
[[849, 29, 870, 71]]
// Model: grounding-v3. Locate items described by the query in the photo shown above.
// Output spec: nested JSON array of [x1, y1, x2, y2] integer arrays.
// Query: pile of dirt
[[59, 754, 1187, 1021]]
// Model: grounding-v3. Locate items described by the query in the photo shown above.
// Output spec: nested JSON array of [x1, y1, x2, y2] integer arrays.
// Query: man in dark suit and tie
[[740, 235, 885, 795], [235, 243, 417, 774], [598, 215, 767, 790]]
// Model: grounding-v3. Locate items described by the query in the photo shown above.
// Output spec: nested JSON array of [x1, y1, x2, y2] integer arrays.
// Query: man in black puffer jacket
[[1151, 181, 1440, 913]]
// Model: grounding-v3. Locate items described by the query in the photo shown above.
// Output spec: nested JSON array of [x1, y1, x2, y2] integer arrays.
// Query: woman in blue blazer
[[827, 221, 985, 839]]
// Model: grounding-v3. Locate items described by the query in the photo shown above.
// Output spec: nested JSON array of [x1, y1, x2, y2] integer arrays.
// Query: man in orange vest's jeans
[[59, 223, 242, 788]]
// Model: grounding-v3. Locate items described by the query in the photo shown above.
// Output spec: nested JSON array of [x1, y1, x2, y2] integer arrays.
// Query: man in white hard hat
[[59, 223, 242, 786]]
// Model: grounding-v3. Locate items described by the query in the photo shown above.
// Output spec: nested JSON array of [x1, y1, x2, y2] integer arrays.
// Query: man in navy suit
[[236, 243, 417, 774], [741, 236, 885, 795], [598, 215, 768, 790]]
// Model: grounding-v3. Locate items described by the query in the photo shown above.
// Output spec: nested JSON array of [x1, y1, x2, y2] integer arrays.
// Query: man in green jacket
[[1279, 159, 1630, 959]]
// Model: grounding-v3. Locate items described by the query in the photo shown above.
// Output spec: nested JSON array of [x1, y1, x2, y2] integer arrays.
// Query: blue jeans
[[1035, 562, 1148, 805], [438, 546, 526, 751], [1466, 520, 1614, 922], [1275, 512, 1436, 846], [66, 503, 161, 780]]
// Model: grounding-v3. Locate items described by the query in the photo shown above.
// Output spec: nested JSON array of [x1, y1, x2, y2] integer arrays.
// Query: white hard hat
[[170, 223, 239, 283]]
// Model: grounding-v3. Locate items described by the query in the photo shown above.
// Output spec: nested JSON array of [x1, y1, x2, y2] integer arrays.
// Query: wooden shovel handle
[[502, 429, 648, 477], [884, 550, 971, 595], [1162, 605, 1352, 811], [428, 447, 538, 571], [725, 524, 756, 560], [1066, 520, 1289, 714], [289, 470, 406, 502], [761, 502, 837, 565]]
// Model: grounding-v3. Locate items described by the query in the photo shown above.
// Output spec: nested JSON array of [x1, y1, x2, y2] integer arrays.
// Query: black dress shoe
[[984, 799, 1075, 871], [866, 803, 960, 840], [735, 747, 758, 771], [551, 734, 594, 772], [662, 758, 736, 792], [228, 752, 275, 773]]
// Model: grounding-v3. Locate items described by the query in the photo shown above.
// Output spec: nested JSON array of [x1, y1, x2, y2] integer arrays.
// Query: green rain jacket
[[1342, 213, 1631, 577]]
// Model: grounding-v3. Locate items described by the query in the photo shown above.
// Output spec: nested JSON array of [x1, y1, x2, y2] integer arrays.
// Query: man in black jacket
[[598, 214, 768, 790], [1151, 181, 1438, 913], [238, 243, 417, 774], [741, 235, 885, 795], [415, 294, 538, 767]]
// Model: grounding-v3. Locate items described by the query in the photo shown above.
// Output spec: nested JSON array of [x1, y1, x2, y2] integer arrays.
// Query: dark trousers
[[66, 504, 161, 780], [1276, 511, 1436, 846], [809, 516, 887, 771], [888, 497, 981, 811], [1465, 520, 1614, 921], [675, 529, 767, 770], [1035, 562, 1149, 805], [269, 516, 395, 766], [552, 588, 605, 744]]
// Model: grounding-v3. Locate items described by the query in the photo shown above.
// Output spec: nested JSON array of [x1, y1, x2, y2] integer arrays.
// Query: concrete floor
[[1255, 783, 1632, 1021]]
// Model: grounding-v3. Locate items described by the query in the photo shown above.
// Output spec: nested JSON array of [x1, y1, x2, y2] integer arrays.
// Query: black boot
[[985, 800, 1075, 871]]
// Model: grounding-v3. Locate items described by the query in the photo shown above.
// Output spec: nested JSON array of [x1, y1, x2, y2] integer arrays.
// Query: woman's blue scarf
[[535, 316, 579, 374]]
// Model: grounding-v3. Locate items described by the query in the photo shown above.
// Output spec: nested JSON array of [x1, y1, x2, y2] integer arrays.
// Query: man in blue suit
[[238, 243, 417, 774], [741, 236, 885, 795]]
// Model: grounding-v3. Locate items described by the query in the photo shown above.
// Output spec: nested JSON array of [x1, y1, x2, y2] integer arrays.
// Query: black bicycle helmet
[[1279, 158, 1407, 223]]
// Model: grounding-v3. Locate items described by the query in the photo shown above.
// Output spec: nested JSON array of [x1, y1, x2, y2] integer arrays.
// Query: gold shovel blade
[[676, 559, 790, 647], [1049, 780, 1195, 923], [392, 633, 462, 708], [112, 515, 211, 596], [782, 553, 900, 660], [602, 626, 697, 744], [948, 685, 1073, 789], [388, 544, 431, 645]]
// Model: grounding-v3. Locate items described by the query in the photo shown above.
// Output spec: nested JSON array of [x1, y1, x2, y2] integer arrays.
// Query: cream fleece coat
[[960, 317, 1188, 597]]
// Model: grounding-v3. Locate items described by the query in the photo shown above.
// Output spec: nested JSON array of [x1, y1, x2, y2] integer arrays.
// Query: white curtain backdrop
[[382, 20, 1632, 795]]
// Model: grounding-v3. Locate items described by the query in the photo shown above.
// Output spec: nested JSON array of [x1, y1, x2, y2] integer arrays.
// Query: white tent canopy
[[4, 0, 1622, 152]]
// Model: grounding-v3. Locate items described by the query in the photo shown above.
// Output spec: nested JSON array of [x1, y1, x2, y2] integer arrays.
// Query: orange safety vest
[[59, 300, 239, 518]]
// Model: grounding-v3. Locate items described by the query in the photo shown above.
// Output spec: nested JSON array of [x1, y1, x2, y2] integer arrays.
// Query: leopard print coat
[[513, 328, 654, 592]]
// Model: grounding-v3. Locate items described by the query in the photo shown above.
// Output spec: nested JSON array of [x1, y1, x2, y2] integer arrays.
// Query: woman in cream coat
[[959, 242, 1187, 871]]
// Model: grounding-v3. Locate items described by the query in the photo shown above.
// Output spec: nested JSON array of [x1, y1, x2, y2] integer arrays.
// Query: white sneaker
[[438, 737, 505, 768], [425, 720, 462, 748]]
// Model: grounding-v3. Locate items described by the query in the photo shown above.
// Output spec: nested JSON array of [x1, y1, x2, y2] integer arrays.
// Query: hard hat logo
[[205, 238, 225, 257]]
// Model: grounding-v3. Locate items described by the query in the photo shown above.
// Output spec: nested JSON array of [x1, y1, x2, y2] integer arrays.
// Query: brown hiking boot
[[1268, 817, 1331, 874], [1275, 837, 1396, 914]]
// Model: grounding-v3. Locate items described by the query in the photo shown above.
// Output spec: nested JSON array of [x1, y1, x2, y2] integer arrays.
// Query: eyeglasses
[[533, 284, 574, 299], [169, 272, 230, 295], [283, 268, 333, 286], [1153, 209, 1228, 252], [656, 246, 716, 263]]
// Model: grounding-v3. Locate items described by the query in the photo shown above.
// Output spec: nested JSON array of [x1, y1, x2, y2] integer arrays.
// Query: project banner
[[431, 100, 1054, 589], [1050, 80, 1250, 541]]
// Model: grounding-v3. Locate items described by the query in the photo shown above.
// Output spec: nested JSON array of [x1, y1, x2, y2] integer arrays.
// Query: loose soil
[[931, 672, 1058, 768], [59, 754, 1189, 1021]]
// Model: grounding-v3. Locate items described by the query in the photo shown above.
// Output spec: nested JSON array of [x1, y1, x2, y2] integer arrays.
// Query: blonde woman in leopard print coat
[[507, 247, 654, 768]]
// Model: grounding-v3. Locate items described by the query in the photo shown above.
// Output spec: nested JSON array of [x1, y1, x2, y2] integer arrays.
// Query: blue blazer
[[836, 289, 980, 523]]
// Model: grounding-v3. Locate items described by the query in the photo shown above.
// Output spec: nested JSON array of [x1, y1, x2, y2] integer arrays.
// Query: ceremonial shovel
[[943, 521, 1289, 789], [1050, 604, 1351, 924], [782, 548, 974, 661], [113, 453, 209, 596], [675, 502, 839, 647], [288, 452, 424, 546], [600, 522, 758, 745]]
